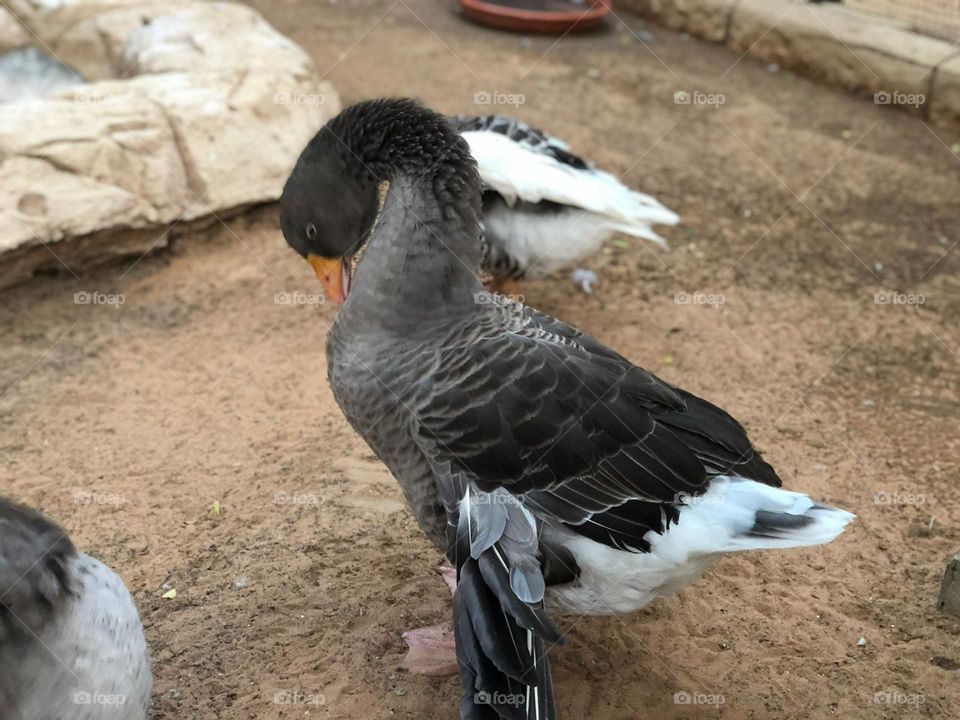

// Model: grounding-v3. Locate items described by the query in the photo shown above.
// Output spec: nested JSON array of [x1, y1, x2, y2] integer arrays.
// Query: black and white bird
[[279, 99, 854, 720], [0, 497, 151, 720], [448, 114, 679, 293]]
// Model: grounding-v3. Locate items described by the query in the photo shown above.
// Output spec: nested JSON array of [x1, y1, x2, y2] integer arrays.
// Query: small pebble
[[234, 576, 249, 589], [767, 63, 780, 73], [857, 637, 867, 647], [874, 261, 883, 272], [586, 68, 601, 79], [862, 399, 875, 408]]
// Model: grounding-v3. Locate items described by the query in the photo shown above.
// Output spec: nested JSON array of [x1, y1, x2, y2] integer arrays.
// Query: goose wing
[[448, 114, 588, 170], [450, 115, 679, 244], [412, 298, 778, 719]]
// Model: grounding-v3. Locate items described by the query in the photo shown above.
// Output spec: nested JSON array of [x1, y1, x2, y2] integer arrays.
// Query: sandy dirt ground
[[2, 1, 960, 718]]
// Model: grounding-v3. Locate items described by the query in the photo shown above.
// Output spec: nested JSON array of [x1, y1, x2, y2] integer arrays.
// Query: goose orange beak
[[307, 254, 351, 304]]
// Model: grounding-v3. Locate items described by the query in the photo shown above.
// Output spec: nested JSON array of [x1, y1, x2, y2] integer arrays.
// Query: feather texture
[[0, 498, 76, 641], [293, 99, 855, 720], [447, 114, 678, 280], [0, 498, 152, 720]]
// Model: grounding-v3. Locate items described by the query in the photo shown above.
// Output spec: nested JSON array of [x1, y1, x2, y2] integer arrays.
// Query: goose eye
[[305, 223, 318, 240]]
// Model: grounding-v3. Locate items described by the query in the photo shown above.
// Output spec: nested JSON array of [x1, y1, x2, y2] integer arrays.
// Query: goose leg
[[402, 622, 458, 676], [401, 565, 459, 676]]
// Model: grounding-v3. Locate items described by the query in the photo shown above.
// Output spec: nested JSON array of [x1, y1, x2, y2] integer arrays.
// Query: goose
[[279, 98, 854, 720], [0, 497, 151, 720], [447, 114, 679, 294]]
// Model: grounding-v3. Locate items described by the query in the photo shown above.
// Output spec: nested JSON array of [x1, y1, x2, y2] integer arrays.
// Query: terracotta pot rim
[[460, 0, 612, 31]]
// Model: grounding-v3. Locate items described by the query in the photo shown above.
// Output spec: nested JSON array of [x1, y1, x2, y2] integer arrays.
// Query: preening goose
[[279, 98, 854, 720], [448, 114, 679, 293], [0, 497, 151, 720]]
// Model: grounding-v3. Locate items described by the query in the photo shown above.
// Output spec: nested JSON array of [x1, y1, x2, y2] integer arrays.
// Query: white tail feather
[[663, 477, 855, 556], [545, 477, 854, 615]]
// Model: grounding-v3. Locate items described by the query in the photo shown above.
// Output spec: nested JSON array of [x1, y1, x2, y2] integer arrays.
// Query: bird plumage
[[449, 114, 679, 281], [282, 98, 853, 720], [0, 497, 151, 720]]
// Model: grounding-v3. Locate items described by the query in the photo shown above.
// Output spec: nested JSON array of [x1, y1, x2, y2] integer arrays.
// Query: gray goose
[[279, 98, 853, 720], [447, 114, 679, 293], [0, 497, 151, 720]]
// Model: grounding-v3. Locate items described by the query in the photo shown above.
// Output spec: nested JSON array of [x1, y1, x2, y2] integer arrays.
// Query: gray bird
[[279, 98, 854, 720], [0, 497, 151, 720]]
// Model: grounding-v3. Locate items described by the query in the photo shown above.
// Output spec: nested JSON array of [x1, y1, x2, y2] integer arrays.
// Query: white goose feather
[[462, 129, 679, 245]]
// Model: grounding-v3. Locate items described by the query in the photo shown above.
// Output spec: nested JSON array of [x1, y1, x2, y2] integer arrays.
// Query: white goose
[[449, 114, 679, 292]]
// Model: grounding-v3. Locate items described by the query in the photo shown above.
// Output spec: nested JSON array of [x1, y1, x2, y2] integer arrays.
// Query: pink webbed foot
[[401, 622, 458, 676], [401, 565, 459, 676]]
